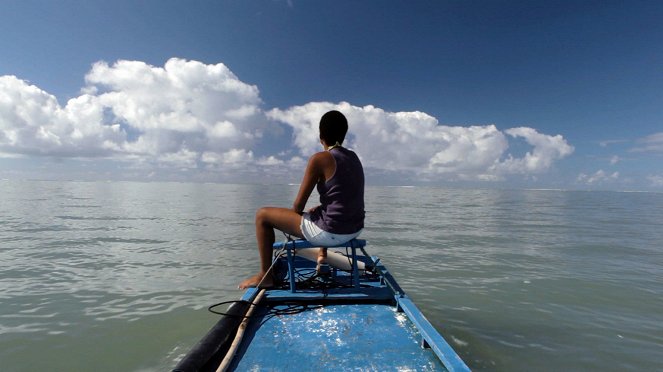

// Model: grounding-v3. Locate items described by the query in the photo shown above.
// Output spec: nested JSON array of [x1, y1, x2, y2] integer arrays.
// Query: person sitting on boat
[[239, 110, 365, 289]]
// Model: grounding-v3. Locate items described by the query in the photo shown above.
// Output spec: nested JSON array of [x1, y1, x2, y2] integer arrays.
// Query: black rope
[[208, 300, 260, 319], [208, 238, 379, 319]]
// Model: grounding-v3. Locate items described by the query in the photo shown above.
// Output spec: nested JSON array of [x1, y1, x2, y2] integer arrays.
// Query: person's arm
[[292, 152, 326, 214]]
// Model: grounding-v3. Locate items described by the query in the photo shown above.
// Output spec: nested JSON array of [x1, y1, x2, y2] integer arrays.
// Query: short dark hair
[[319, 110, 348, 145]]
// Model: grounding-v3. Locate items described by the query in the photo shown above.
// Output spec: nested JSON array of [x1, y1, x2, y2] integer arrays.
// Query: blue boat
[[174, 239, 470, 371]]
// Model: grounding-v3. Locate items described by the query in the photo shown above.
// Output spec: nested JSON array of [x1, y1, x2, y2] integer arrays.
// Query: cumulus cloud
[[201, 149, 254, 169], [269, 102, 573, 180], [496, 127, 574, 175], [1, 58, 574, 182], [86, 58, 265, 158], [1, 58, 265, 168], [0, 75, 125, 156], [577, 170, 619, 185]]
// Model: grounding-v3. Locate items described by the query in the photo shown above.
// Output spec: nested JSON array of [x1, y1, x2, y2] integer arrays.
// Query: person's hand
[[308, 205, 320, 213]]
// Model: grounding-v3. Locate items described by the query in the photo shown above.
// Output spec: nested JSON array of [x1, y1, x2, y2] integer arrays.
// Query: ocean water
[[1, 180, 662, 371]]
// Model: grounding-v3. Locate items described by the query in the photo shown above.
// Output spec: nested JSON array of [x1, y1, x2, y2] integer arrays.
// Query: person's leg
[[238, 207, 303, 289], [315, 247, 329, 274], [317, 247, 327, 264]]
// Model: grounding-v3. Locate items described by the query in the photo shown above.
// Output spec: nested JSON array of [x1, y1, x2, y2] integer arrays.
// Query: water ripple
[[2, 182, 662, 371]]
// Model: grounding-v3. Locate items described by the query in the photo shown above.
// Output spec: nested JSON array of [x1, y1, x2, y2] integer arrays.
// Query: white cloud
[[610, 155, 620, 165], [0, 75, 125, 156], [496, 127, 575, 175], [577, 170, 620, 185], [158, 148, 199, 169], [269, 102, 573, 180], [1, 58, 575, 182], [632, 132, 663, 153], [86, 58, 265, 156], [647, 175, 663, 187], [201, 149, 254, 168], [1, 59, 265, 169], [257, 156, 284, 166], [599, 139, 627, 147]]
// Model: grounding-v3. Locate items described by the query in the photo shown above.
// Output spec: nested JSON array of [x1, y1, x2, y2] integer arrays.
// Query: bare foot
[[238, 273, 273, 290]]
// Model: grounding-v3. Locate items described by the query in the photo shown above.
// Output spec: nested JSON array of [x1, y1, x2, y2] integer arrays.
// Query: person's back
[[310, 146, 364, 235]]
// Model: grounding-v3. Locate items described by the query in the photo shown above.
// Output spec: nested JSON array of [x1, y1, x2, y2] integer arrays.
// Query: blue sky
[[1, 0, 662, 190]]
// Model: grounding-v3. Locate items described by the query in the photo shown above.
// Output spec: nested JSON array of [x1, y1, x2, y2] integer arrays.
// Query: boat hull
[[174, 240, 469, 371]]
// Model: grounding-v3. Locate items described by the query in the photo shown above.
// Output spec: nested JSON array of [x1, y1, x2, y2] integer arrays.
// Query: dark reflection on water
[[1, 181, 662, 371]]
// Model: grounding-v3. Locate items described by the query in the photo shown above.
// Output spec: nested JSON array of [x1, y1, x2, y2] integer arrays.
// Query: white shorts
[[300, 213, 362, 247]]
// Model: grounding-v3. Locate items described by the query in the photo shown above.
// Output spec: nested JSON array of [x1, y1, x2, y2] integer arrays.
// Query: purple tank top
[[309, 147, 365, 234]]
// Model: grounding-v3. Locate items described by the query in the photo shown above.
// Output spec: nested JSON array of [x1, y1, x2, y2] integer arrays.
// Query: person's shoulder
[[344, 148, 362, 162], [311, 150, 333, 160], [309, 151, 333, 165], [345, 148, 358, 156]]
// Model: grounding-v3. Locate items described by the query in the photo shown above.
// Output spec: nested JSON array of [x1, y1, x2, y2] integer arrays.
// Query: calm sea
[[1, 180, 662, 371]]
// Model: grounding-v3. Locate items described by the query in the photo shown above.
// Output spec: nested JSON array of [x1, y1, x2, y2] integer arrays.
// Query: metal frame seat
[[272, 238, 367, 292]]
